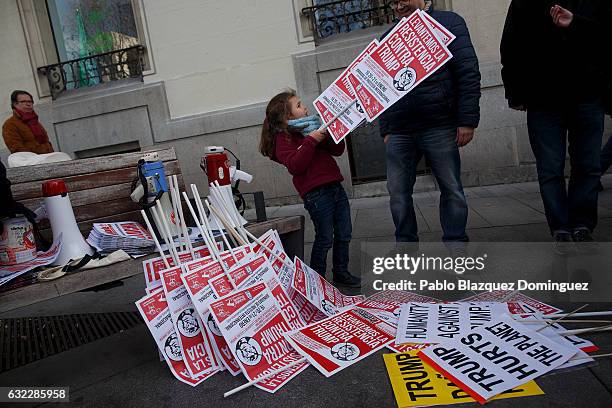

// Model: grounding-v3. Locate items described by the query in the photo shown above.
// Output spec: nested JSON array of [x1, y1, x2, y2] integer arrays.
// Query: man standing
[[501, 1, 611, 245], [381, 1, 481, 243]]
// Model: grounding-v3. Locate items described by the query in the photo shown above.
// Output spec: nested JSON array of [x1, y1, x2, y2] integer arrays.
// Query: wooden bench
[[0, 215, 304, 313], [8, 147, 184, 236], [1, 148, 305, 313]]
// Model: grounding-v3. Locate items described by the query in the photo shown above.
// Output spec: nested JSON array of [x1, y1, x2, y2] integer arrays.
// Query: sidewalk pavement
[[1, 177, 612, 407], [263, 176, 612, 277]]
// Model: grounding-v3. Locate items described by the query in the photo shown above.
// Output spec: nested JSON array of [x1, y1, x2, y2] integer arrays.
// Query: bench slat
[[12, 161, 182, 201], [6, 148, 177, 184], [19, 174, 185, 210]]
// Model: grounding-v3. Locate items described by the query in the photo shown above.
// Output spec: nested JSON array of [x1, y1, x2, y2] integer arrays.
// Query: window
[[306, 1, 393, 42], [17, 0, 153, 98], [46, 0, 140, 62]]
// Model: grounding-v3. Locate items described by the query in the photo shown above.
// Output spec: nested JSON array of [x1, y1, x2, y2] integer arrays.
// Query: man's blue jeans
[[527, 99, 604, 234], [303, 182, 352, 278], [386, 126, 468, 242], [601, 134, 612, 175]]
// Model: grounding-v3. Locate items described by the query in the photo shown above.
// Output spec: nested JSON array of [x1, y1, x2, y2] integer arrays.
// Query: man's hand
[[384, 134, 391, 144], [550, 5, 573, 28], [309, 129, 328, 143], [456, 127, 475, 147]]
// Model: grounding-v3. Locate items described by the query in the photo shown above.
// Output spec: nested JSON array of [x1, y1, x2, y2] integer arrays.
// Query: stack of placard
[[384, 293, 600, 406], [136, 229, 321, 390], [87, 222, 156, 256], [135, 228, 602, 402]]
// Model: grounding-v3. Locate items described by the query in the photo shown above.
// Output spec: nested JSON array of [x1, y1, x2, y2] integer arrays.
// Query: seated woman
[[2, 90, 53, 154]]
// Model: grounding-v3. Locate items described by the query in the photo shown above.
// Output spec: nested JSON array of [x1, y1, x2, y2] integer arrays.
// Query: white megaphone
[[42, 180, 94, 266]]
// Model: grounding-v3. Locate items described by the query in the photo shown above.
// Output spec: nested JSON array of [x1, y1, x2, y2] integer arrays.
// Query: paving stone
[[469, 196, 546, 226], [353, 206, 429, 238]]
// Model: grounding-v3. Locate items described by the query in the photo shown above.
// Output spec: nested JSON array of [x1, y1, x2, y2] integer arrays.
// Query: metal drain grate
[[0, 311, 143, 373]]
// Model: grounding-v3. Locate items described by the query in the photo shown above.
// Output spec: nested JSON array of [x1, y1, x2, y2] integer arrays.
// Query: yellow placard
[[384, 350, 544, 407]]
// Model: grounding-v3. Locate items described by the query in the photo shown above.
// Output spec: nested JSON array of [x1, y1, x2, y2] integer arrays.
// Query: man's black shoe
[[333, 273, 361, 288], [572, 227, 599, 254], [552, 231, 573, 256], [572, 228, 595, 243]]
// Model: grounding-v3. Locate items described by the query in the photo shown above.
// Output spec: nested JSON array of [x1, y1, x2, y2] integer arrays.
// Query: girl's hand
[[309, 129, 328, 142]]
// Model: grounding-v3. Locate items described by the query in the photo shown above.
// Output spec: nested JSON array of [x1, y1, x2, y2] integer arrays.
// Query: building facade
[[1, 0, 609, 204]]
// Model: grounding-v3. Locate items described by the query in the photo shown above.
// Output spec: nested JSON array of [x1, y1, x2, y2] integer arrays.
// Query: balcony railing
[[37, 45, 146, 99], [302, 0, 396, 43]]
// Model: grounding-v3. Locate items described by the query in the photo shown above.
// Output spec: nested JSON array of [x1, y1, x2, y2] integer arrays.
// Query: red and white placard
[[209, 283, 309, 393], [356, 290, 439, 325], [284, 307, 395, 377], [142, 244, 217, 288], [160, 267, 219, 378], [181, 260, 241, 375], [135, 288, 208, 386], [349, 10, 452, 122], [210, 255, 305, 331], [314, 40, 379, 144], [422, 11, 456, 45], [292, 257, 365, 317]]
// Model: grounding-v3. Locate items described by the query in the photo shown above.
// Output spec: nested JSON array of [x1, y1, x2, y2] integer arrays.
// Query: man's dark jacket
[[501, 0, 611, 110], [379, 9, 481, 136]]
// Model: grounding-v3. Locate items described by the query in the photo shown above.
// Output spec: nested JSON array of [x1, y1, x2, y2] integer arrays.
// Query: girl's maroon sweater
[[273, 131, 345, 198]]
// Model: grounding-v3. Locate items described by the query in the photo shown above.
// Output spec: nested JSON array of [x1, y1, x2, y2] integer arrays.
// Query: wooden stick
[[182, 191, 222, 264], [210, 182, 248, 241], [184, 188, 236, 287], [168, 176, 184, 252], [516, 319, 612, 324], [140, 210, 170, 269], [223, 358, 307, 397], [206, 191, 292, 269], [190, 185, 220, 255], [173, 175, 194, 256], [205, 187, 246, 245], [207, 201, 247, 246], [536, 304, 588, 332], [192, 185, 240, 266], [318, 99, 357, 131], [151, 205, 178, 265], [546, 311, 612, 318], [191, 196, 237, 287], [155, 201, 181, 265], [242, 228, 293, 269], [212, 181, 247, 239], [205, 185, 238, 247], [569, 353, 612, 362], [558, 324, 612, 336]]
